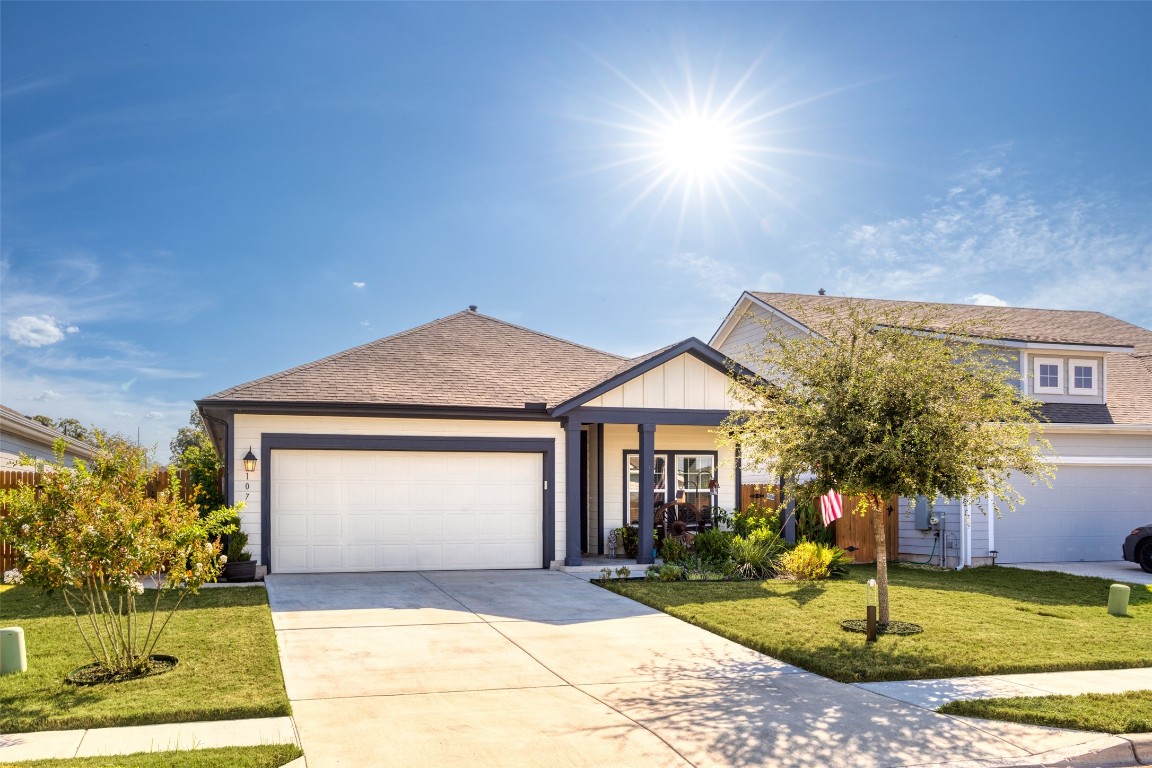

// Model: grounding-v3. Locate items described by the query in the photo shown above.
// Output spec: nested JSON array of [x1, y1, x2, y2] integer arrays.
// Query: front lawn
[[0, 585, 291, 733], [939, 690, 1152, 734], [9, 745, 303, 768], [602, 565, 1152, 682]]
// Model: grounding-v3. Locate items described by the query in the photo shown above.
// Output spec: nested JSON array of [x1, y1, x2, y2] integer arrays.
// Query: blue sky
[[3, 2, 1150, 460]]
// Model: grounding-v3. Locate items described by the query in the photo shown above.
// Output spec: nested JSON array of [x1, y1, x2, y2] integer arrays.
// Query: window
[[1069, 359, 1099, 395], [1032, 357, 1063, 395], [625, 451, 718, 524]]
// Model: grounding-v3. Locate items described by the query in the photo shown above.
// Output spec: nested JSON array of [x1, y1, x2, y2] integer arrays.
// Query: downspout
[[986, 490, 995, 562], [964, 499, 973, 568]]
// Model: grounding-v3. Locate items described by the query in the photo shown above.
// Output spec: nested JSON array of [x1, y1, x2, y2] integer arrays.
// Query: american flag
[[820, 490, 843, 526]]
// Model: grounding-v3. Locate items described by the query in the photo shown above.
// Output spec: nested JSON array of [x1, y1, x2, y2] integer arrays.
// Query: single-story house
[[711, 291, 1152, 567], [0, 404, 97, 467], [197, 309, 749, 573]]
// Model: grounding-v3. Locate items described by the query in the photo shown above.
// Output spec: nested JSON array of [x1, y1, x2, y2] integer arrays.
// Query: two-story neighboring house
[[712, 291, 1152, 567]]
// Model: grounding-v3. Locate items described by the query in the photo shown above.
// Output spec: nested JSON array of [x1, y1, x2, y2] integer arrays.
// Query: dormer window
[[1033, 357, 1064, 395], [1070, 359, 1099, 395]]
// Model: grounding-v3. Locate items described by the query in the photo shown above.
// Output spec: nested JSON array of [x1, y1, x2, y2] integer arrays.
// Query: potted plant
[[221, 517, 257, 582]]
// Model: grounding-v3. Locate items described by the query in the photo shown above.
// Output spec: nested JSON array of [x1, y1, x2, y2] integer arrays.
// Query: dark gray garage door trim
[[260, 433, 556, 573]]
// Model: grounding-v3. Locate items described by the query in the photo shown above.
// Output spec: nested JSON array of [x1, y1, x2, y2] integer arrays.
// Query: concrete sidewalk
[[857, 667, 1152, 709], [0, 716, 299, 764]]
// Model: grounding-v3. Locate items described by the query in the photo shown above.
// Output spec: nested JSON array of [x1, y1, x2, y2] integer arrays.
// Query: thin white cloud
[[32, 389, 63, 401], [66, 325, 79, 334], [966, 293, 1008, 307], [352, 281, 366, 288], [112, 410, 133, 418], [143, 411, 164, 421], [135, 367, 203, 379], [831, 151, 1152, 326], [7, 315, 70, 347]]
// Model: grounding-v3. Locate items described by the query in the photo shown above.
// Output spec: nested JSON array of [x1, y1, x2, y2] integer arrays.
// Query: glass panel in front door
[[675, 455, 716, 509], [627, 454, 669, 523]]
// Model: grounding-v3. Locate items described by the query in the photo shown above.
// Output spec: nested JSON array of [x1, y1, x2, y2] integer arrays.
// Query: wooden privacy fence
[[0, 467, 223, 573], [740, 484, 899, 564]]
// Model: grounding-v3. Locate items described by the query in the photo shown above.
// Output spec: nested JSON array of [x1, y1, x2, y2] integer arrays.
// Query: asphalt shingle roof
[[202, 310, 633, 410], [746, 292, 1152, 425]]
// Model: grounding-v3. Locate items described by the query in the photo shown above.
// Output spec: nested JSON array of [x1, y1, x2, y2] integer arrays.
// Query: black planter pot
[[223, 559, 257, 582]]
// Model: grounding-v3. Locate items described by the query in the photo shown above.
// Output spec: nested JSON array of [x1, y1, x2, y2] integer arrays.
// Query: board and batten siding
[[582, 353, 738, 410], [599, 423, 737, 549], [231, 414, 565, 567]]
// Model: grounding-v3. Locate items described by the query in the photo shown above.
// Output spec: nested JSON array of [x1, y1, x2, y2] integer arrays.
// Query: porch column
[[564, 419, 583, 567], [637, 423, 656, 565]]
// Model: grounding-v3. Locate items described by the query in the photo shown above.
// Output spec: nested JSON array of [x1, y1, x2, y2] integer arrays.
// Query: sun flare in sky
[[580, 53, 839, 244]]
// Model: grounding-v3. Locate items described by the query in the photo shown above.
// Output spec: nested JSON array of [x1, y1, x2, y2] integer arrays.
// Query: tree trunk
[[869, 491, 890, 625]]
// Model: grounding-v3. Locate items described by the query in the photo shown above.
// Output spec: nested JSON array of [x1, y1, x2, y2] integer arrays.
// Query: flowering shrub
[[774, 541, 853, 581], [0, 435, 238, 678]]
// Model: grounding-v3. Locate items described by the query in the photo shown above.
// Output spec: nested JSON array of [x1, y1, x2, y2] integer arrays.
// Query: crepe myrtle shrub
[[0, 436, 238, 679], [723, 299, 1053, 624]]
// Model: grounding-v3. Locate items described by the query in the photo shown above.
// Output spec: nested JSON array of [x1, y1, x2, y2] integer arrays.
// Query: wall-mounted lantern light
[[242, 447, 257, 473]]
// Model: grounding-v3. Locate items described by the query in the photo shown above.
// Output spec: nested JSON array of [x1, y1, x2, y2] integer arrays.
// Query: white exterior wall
[[583, 354, 738, 410], [232, 414, 565, 566], [599, 423, 737, 548]]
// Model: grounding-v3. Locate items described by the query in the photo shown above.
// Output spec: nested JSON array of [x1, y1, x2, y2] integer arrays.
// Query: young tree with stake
[[724, 301, 1053, 625]]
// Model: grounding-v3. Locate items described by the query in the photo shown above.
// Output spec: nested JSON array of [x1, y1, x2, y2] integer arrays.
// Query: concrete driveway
[[1004, 560, 1152, 585], [265, 570, 1109, 768]]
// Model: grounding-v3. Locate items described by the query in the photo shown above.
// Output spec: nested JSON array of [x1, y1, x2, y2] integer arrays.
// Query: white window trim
[[1068, 358, 1099, 395], [1033, 356, 1064, 395]]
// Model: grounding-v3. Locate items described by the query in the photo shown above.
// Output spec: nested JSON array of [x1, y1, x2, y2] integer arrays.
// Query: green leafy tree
[[53, 417, 90, 443], [0, 435, 238, 678], [170, 410, 225, 513], [170, 409, 212, 460], [31, 414, 56, 429], [724, 301, 1053, 624]]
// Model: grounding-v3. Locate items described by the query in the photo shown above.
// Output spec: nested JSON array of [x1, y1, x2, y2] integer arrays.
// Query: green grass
[[939, 690, 1152, 734], [3, 744, 303, 768], [0, 585, 292, 733], [603, 564, 1152, 683]]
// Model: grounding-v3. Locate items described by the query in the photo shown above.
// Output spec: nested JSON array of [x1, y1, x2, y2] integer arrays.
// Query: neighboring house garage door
[[270, 449, 543, 573], [996, 465, 1152, 563]]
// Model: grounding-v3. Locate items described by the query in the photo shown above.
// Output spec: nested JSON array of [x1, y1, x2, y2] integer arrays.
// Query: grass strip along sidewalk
[[939, 690, 1152, 734], [602, 564, 1151, 683], [6, 744, 304, 768], [0, 585, 291, 733]]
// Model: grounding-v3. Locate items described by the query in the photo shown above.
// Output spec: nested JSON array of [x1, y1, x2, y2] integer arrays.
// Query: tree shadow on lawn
[[845, 565, 1152, 610], [617, 566, 1152, 612]]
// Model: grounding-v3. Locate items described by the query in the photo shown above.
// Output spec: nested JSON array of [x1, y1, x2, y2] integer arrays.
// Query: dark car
[[1123, 524, 1152, 573]]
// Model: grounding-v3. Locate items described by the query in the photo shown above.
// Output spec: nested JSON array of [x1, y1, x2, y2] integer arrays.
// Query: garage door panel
[[271, 449, 543, 573], [277, 545, 309, 571], [998, 466, 1151, 563]]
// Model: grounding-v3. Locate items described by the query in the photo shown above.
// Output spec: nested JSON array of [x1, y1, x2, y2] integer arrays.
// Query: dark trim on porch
[[550, 338, 762, 417], [596, 423, 605, 556], [258, 433, 556, 574], [559, 407, 730, 426]]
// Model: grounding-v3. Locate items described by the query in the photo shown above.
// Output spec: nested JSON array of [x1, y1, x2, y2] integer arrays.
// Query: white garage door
[[271, 449, 543, 573], [996, 465, 1151, 563]]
